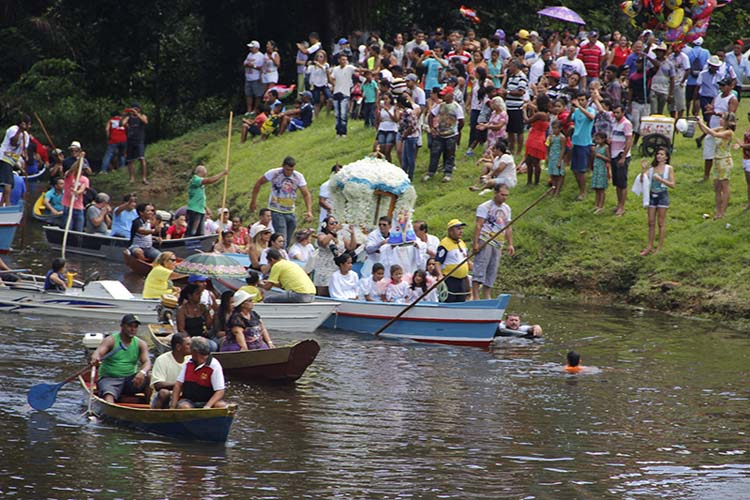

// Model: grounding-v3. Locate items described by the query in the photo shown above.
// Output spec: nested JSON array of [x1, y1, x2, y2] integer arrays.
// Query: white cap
[[69, 141, 82, 150], [247, 40, 260, 49], [694, 37, 704, 46]]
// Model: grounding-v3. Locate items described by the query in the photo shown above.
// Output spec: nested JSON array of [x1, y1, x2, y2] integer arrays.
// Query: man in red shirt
[[101, 111, 127, 173], [578, 30, 605, 86], [170, 337, 227, 409]]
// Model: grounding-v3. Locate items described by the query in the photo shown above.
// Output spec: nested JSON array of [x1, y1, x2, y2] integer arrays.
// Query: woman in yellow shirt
[[143, 251, 179, 299]]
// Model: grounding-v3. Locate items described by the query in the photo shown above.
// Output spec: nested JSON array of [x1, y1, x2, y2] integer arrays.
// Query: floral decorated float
[[330, 156, 419, 276]]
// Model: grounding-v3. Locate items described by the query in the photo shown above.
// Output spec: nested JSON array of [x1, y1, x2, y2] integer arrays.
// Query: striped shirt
[[505, 72, 528, 110]]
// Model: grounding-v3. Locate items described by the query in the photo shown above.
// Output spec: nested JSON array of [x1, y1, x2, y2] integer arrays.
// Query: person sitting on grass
[[279, 91, 315, 134], [150, 332, 191, 409], [171, 336, 227, 409], [470, 138, 516, 191], [260, 102, 284, 140], [240, 105, 268, 144]]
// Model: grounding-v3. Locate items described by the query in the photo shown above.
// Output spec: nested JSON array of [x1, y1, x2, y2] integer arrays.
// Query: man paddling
[[92, 314, 151, 404], [150, 332, 191, 409]]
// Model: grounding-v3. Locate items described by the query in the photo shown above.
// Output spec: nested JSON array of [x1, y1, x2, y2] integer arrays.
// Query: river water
[[1, 215, 749, 499]]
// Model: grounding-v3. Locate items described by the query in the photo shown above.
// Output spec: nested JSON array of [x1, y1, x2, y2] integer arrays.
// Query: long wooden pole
[[33, 112, 57, 150], [374, 187, 554, 336], [220, 111, 233, 212], [61, 155, 85, 258]]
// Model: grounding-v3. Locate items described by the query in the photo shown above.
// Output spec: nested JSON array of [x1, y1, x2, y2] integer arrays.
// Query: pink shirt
[[62, 173, 89, 210]]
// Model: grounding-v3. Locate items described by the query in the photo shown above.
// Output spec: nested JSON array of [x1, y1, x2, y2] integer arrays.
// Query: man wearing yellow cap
[[435, 219, 471, 302]]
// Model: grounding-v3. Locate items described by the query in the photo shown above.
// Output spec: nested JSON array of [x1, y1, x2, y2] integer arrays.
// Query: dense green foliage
[[3, 0, 749, 154]]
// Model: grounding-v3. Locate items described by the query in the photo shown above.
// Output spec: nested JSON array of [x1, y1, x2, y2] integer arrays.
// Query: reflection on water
[[0, 212, 749, 498]]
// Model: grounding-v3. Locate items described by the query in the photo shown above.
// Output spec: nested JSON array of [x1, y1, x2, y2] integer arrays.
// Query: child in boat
[[384, 265, 409, 303], [357, 262, 385, 301], [564, 351, 584, 373], [328, 253, 359, 300], [238, 273, 263, 302], [44, 258, 67, 291], [405, 269, 438, 303]]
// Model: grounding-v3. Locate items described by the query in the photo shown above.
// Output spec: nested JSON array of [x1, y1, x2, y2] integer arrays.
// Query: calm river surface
[[0, 218, 749, 499]]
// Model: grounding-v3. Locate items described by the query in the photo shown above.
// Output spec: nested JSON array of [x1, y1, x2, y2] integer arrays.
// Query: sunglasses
[[168, 258, 177, 262]]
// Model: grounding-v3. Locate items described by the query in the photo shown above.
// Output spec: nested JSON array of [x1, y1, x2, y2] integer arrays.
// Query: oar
[[220, 111, 234, 214], [61, 155, 85, 259], [86, 364, 97, 418], [27, 341, 123, 411], [374, 187, 554, 336], [33, 112, 58, 151]]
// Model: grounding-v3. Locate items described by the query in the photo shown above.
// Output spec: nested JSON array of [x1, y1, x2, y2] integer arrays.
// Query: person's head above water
[[566, 351, 581, 367]]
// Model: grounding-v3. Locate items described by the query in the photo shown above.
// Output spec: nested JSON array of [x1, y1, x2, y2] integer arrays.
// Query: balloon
[[676, 118, 688, 133], [684, 17, 709, 43], [621, 1, 638, 17], [666, 7, 684, 27], [691, 0, 716, 20], [666, 0, 682, 8], [652, 0, 665, 12]]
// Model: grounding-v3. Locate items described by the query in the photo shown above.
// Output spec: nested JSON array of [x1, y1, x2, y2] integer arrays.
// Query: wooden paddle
[[373, 187, 554, 337], [220, 111, 234, 213], [33, 112, 58, 151], [27, 341, 123, 411]]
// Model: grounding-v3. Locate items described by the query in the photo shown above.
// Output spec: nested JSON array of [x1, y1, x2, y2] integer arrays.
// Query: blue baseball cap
[[338, 38, 348, 45], [187, 275, 209, 283]]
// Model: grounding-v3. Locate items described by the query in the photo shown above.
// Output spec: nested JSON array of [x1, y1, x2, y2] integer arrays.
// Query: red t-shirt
[[611, 46, 631, 68], [108, 116, 127, 144], [578, 43, 603, 79], [166, 224, 186, 239]]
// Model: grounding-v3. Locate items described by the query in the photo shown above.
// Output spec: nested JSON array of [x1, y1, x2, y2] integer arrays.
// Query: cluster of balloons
[[620, 0, 733, 45]]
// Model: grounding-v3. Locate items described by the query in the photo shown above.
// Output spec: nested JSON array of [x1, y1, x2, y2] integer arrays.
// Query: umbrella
[[174, 252, 247, 278], [537, 6, 586, 25]]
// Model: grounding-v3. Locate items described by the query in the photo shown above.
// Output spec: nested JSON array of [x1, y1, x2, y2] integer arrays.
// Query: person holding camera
[[122, 103, 149, 185], [314, 215, 357, 297], [85, 192, 112, 234]]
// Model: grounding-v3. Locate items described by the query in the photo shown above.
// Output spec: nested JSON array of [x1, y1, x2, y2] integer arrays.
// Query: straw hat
[[160, 293, 178, 309]]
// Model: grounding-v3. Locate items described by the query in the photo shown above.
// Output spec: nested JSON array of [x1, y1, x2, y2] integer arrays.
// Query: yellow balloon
[[666, 7, 684, 28], [682, 17, 693, 33]]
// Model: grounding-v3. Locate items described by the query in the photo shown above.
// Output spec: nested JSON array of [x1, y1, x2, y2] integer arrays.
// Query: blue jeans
[[401, 137, 418, 180], [62, 207, 84, 232], [101, 142, 126, 172], [333, 95, 350, 136], [270, 211, 296, 248], [362, 102, 376, 127], [428, 135, 458, 176]]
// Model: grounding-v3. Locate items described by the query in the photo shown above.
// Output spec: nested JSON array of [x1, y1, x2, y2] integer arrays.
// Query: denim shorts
[[377, 130, 397, 145], [649, 190, 669, 208], [312, 86, 333, 104]]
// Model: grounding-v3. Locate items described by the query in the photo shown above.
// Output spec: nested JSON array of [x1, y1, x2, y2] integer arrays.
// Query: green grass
[[95, 111, 750, 323]]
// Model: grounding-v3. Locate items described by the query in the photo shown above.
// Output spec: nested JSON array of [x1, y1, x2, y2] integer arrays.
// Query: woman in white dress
[[328, 254, 359, 300], [262, 40, 280, 91]]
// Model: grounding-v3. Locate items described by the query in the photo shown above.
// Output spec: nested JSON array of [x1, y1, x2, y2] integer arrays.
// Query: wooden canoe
[[79, 372, 237, 442], [148, 324, 320, 383], [123, 249, 188, 283]]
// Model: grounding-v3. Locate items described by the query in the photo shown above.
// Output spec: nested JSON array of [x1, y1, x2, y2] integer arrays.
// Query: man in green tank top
[[92, 314, 152, 403]]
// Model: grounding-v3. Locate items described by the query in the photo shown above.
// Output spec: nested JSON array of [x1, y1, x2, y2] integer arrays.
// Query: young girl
[[697, 113, 736, 219], [328, 254, 360, 300], [591, 132, 611, 213], [358, 262, 385, 301], [523, 94, 551, 186], [166, 213, 187, 239], [406, 269, 438, 303], [639, 147, 675, 256], [546, 120, 566, 195], [384, 265, 409, 303]]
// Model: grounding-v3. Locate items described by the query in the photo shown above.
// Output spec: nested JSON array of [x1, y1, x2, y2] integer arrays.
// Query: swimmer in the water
[[564, 350, 584, 373]]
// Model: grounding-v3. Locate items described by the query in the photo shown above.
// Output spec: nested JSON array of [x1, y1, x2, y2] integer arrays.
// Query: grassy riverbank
[[95, 111, 750, 325]]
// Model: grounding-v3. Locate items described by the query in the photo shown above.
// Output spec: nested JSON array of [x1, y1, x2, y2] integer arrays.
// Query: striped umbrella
[[174, 252, 247, 278]]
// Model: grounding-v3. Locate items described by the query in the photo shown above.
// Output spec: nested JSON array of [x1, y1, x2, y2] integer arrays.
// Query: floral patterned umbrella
[[174, 252, 246, 278]]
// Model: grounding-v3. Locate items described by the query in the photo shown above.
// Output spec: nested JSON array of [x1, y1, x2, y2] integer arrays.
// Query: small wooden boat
[[148, 324, 320, 383], [316, 294, 512, 349], [32, 192, 61, 224], [123, 249, 188, 283], [42, 225, 217, 259], [79, 372, 237, 442], [0, 204, 24, 253], [0, 274, 337, 331]]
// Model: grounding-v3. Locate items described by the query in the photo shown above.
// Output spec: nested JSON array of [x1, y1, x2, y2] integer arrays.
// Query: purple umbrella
[[537, 6, 586, 25]]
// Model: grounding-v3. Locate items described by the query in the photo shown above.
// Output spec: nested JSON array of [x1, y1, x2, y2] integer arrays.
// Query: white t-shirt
[[610, 117, 633, 159], [555, 56, 587, 84], [476, 200, 511, 247], [260, 247, 288, 267], [244, 52, 265, 81], [385, 281, 410, 303], [289, 242, 315, 262], [416, 234, 440, 269], [150, 352, 189, 389], [307, 63, 330, 88], [357, 276, 385, 301], [263, 168, 308, 214], [331, 64, 356, 96], [1, 125, 29, 165], [319, 180, 332, 223], [329, 270, 360, 300]]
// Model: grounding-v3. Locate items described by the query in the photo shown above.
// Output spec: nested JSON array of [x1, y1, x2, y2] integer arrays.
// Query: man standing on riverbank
[[249, 156, 313, 246], [472, 184, 513, 300], [186, 165, 229, 237], [123, 103, 149, 184]]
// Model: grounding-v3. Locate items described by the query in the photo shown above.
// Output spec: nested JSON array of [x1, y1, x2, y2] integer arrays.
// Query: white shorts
[[632, 102, 650, 135], [703, 134, 716, 161], [743, 159, 750, 173]]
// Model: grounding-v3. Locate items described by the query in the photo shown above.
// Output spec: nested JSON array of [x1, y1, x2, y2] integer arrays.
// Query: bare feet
[[575, 194, 585, 201], [640, 248, 652, 256], [594, 207, 604, 214], [615, 208, 625, 217], [142, 179, 149, 185]]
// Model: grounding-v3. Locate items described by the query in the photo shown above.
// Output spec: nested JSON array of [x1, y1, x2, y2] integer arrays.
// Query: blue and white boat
[[317, 295, 511, 348], [0, 204, 24, 253]]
